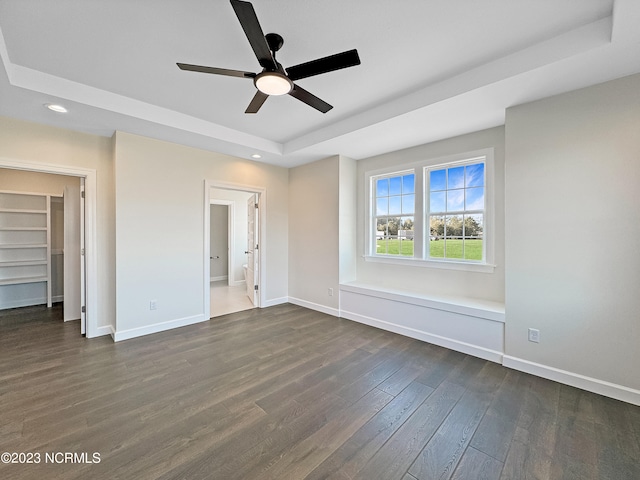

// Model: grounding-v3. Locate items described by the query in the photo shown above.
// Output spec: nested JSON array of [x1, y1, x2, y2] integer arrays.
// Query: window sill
[[363, 255, 496, 273]]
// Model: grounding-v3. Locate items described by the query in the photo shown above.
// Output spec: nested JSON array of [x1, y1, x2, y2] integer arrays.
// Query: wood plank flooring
[[1, 303, 639, 479]]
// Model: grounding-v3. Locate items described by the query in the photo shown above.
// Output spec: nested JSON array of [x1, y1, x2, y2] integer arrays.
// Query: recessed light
[[45, 104, 68, 113], [251, 154, 262, 159]]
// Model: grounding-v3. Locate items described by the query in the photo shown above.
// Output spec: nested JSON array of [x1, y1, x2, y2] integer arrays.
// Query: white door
[[245, 194, 258, 305], [63, 184, 81, 323]]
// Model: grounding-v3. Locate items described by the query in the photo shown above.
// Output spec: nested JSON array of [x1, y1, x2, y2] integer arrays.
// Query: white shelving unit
[[0, 190, 52, 308]]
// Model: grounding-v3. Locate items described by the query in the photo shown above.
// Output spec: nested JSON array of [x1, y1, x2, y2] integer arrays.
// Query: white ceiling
[[1, 0, 639, 167]]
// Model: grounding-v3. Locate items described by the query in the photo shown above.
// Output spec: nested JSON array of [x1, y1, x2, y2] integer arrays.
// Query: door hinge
[[254, 285, 259, 291], [81, 190, 85, 199], [254, 203, 258, 209], [81, 306, 86, 313], [255, 244, 259, 250], [81, 248, 85, 256]]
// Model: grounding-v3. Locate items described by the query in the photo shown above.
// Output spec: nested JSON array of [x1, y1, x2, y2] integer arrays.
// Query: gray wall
[[504, 73, 640, 391]]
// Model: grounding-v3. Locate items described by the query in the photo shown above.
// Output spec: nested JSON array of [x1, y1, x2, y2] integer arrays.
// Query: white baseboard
[[0, 297, 47, 310], [91, 324, 113, 338], [341, 309, 503, 363], [503, 355, 640, 406], [52, 295, 63, 303], [288, 297, 340, 317], [112, 314, 208, 342], [262, 296, 289, 308], [210, 275, 228, 282]]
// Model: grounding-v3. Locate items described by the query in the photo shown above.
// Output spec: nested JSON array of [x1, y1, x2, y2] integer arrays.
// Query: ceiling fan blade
[[289, 84, 333, 113], [245, 90, 269, 114], [230, 0, 276, 70], [286, 49, 361, 81], [177, 63, 256, 78]]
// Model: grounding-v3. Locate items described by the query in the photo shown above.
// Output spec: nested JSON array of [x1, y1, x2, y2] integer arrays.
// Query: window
[[367, 149, 493, 272], [427, 161, 484, 261], [374, 172, 415, 256]]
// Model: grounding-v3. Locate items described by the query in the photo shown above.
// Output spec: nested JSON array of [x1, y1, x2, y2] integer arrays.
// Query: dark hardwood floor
[[0, 303, 638, 479]]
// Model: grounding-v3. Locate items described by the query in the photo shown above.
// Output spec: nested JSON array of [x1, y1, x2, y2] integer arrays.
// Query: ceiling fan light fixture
[[254, 71, 293, 96]]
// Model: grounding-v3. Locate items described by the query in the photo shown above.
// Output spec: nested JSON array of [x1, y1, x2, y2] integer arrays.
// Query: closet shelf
[[0, 260, 48, 267], [1, 190, 53, 309], [0, 208, 47, 214], [0, 227, 47, 231], [0, 276, 48, 286]]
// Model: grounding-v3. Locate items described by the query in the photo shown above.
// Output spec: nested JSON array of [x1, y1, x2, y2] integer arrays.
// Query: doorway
[[0, 159, 98, 337], [205, 182, 265, 319]]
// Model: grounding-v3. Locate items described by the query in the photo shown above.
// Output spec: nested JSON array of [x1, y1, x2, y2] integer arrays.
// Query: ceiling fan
[[177, 0, 361, 114]]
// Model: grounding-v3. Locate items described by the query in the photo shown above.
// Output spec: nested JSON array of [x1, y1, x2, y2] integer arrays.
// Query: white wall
[[504, 73, 640, 394], [113, 131, 288, 338], [288, 156, 340, 314], [210, 205, 228, 280], [356, 127, 506, 303], [0, 116, 115, 330], [339, 156, 357, 284], [210, 187, 253, 284]]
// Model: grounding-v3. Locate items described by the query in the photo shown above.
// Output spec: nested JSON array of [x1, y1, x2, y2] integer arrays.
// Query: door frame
[[204, 180, 266, 316], [0, 157, 98, 337]]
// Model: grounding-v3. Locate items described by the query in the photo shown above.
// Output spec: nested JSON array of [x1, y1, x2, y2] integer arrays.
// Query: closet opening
[[0, 160, 97, 337]]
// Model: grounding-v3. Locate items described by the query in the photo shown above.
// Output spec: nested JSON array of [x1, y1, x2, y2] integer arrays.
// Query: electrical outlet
[[150, 300, 157, 311], [328, 288, 333, 297], [528, 328, 540, 343]]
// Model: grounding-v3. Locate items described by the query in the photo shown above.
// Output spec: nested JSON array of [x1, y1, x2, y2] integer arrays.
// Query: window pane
[[402, 194, 415, 214], [447, 166, 465, 189], [389, 176, 402, 196], [387, 217, 400, 254], [428, 215, 444, 258], [465, 187, 484, 210], [399, 216, 414, 257], [430, 191, 445, 213], [376, 198, 388, 216], [376, 218, 388, 254], [445, 215, 463, 259], [465, 163, 484, 187], [389, 196, 402, 215], [447, 189, 464, 211], [464, 214, 483, 260], [376, 178, 389, 197], [402, 174, 415, 194], [430, 169, 446, 191]]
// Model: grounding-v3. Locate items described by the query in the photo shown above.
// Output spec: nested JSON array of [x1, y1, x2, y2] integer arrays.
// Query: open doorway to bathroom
[[208, 187, 260, 318]]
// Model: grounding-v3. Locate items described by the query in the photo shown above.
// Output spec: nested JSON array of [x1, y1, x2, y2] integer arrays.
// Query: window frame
[[365, 148, 495, 273]]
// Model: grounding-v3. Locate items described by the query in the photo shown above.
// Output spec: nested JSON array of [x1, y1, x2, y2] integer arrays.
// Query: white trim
[[340, 309, 503, 363], [262, 296, 288, 308], [0, 297, 47, 310], [210, 275, 228, 282], [94, 324, 112, 337], [503, 355, 640, 407], [340, 282, 505, 322], [112, 314, 207, 342], [363, 255, 496, 273], [0, 157, 99, 338], [288, 296, 340, 317]]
